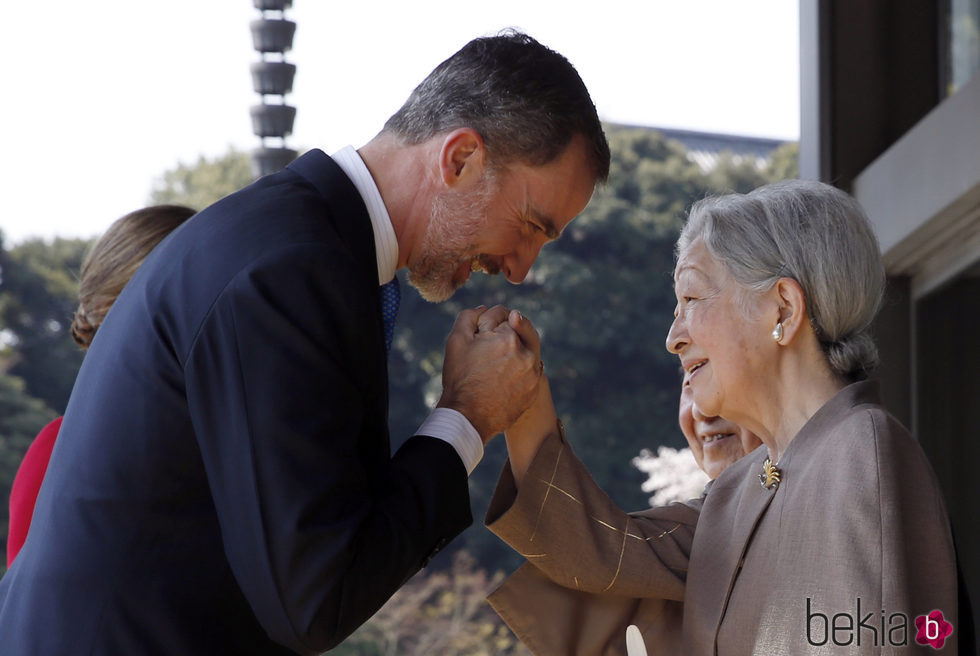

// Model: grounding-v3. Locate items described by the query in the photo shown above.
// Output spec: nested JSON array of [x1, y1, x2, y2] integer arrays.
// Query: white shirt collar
[[330, 146, 399, 285]]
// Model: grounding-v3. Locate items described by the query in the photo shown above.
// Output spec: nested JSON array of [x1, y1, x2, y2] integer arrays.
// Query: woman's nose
[[666, 313, 688, 354]]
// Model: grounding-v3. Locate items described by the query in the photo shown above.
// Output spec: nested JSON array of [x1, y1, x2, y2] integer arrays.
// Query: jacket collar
[[286, 149, 379, 291]]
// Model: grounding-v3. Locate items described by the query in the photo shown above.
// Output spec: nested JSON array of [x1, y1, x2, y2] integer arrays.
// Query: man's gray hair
[[383, 30, 610, 182], [678, 179, 885, 381]]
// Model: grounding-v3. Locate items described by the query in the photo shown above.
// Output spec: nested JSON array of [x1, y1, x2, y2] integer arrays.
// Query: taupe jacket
[[487, 382, 958, 655]]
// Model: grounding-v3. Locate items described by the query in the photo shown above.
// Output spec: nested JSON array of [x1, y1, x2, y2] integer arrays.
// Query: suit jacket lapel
[[286, 149, 379, 290], [285, 149, 391, 429], [713, 460, 779, 648]]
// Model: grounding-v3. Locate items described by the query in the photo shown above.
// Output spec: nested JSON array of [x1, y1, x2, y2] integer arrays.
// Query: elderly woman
[[487, 180, 958, 654]]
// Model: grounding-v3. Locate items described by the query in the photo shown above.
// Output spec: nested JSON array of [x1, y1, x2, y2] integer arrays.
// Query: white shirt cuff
[[416, 408, 483, 476]]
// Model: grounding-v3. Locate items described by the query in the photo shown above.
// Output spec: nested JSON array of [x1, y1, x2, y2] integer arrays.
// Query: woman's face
[[666, 238, 774, 425], [678, 375, 763, 479]]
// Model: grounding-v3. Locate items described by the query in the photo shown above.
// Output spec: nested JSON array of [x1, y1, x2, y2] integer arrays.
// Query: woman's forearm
[[504, 375, 559, 485]]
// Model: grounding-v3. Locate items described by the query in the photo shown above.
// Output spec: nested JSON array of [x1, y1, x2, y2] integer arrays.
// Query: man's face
[[407, 135, 596, 302]]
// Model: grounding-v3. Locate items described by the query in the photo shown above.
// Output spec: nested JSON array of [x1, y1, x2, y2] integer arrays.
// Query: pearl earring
[[771, 322, 784, 342]]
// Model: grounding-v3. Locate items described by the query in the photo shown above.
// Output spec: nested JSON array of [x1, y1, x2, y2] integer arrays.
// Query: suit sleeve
[[486, 430, 699, 601], [183, 243, 471, 654]]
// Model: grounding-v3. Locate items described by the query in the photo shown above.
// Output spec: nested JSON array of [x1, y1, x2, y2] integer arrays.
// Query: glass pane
[[949, 0, 980, 95]]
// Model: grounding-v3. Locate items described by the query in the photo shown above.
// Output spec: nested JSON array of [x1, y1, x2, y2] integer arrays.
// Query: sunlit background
[[0, 0, 798, 243]]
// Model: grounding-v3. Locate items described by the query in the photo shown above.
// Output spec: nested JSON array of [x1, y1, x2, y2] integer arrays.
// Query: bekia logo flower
[[915, 610, 953, 649]]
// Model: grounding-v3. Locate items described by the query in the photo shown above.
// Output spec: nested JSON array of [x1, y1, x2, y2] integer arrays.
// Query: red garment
[[7, 416, 61, 566]]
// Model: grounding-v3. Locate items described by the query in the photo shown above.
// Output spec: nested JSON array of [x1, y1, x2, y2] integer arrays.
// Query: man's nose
[[503, 243, 543, 284]]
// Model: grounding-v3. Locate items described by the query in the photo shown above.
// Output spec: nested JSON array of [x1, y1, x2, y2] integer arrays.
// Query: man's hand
[[437, 305, 542, 443]]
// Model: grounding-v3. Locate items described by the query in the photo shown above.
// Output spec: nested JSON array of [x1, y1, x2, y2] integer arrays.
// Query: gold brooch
[[759, 458, 781, 489]]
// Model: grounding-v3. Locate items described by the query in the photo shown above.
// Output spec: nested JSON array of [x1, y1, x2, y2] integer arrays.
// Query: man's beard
[[408, 171, 500, 302]]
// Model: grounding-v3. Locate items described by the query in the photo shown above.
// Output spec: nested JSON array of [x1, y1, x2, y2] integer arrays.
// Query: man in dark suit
[[0, 32, 609, 655]]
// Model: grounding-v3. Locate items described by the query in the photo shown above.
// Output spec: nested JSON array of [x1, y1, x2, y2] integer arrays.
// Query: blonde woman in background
[[6, 205, 194, 566]]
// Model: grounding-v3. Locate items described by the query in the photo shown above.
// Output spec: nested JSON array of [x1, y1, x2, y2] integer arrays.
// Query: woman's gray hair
[[678, 179, 885, 381]]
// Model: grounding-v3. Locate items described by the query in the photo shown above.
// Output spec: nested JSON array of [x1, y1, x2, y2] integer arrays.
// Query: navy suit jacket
[[0, 150, 472, 655]]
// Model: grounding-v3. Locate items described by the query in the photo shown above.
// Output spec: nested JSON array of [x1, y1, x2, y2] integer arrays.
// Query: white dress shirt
[[331, 146, 483, 475]]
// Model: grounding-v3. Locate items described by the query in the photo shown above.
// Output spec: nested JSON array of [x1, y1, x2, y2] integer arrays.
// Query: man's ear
[[438, 128, 486, 188], [773, 277, 808, 344]]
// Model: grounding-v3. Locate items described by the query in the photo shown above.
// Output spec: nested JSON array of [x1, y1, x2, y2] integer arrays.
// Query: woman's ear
[[438, 128, 486, 188], [773, 277, 808, 345]]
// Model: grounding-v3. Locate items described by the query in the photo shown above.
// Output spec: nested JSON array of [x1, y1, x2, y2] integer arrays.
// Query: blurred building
[[800, 0, 980, 644], [657, 127, 786, 171]]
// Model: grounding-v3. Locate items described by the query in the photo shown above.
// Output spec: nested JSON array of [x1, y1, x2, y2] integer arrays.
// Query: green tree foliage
[[148, 148, 254, 209], [0, 230, 82, 569], [764, 142, 802, 181], [0, 236, 91, 413]]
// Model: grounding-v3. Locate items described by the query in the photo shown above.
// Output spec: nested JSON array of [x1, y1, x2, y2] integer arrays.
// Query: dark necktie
[[380, 276, 400, 352]]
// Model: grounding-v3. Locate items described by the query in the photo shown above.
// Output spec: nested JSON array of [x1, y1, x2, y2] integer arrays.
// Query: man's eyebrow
[[529, 208, 561, 240]]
